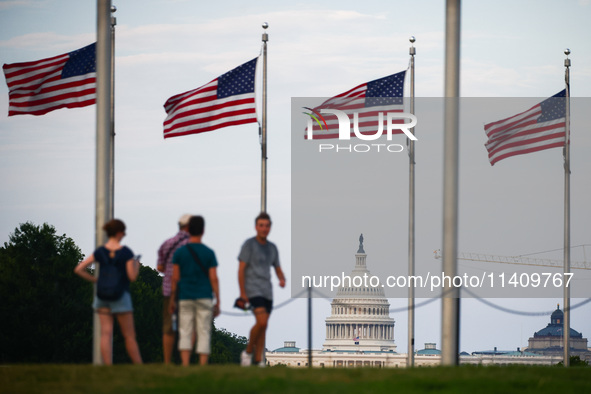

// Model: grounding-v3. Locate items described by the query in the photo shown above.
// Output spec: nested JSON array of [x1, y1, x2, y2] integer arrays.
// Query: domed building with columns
[[266, 235, 412, 367], [525, 304, 591, 361], [323, 234, 396, 353]]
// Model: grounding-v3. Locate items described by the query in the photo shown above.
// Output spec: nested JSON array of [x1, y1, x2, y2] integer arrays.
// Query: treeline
[[0, 222, 246, 364]]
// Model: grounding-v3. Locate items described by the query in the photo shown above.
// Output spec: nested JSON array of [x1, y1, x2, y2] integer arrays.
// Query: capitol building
[[266, 235, 411, 367], [266, 235, 588, 367], [323, 235, 396, 354]]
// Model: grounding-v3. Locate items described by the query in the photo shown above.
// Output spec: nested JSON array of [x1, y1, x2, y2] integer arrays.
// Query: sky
[[1, 0, 591, 356]]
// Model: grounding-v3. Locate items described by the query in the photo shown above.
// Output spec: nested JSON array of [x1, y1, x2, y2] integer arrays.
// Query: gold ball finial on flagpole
[[262, 22, 269, 29], [564, 48, 571, 56], [409, 36, 416, 44]]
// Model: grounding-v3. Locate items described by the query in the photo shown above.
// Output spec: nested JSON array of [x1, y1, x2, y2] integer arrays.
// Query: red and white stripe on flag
[[163, 57, 258, 139], [3, 43, 96, 116], [484, 90, 566, 166]]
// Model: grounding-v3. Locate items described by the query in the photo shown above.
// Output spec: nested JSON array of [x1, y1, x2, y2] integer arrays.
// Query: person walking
[[238, 212, 286, 367], [157, 214, 191, 364], [74, 219, 143, 365], [169, 215, 220, 366]]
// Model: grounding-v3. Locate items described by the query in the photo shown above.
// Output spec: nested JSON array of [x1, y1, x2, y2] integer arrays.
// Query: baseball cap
[[178, 214, 192, 227]]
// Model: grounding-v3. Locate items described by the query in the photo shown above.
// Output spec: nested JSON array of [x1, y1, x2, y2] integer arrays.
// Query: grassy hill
[[1, 364, 591, 393]]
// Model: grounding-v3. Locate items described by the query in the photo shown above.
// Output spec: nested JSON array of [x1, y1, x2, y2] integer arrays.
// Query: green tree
[[0, 222, 92, 363], [210, 327, 248, 364], [556, 355, 590, 367]]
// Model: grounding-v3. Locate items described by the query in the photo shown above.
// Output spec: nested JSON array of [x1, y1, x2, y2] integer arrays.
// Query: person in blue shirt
[[170, 215, 220, 366]]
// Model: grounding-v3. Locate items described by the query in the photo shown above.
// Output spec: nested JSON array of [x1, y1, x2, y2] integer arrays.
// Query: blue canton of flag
[[365, 73, 405, 107], [217, 59, 257, 99], [538, 89, 566, 122], [61, 44, 96, 78]]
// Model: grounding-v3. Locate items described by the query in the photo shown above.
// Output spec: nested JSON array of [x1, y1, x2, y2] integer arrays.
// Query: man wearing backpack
[[157, 214, 191, 364], [169, 215, 220, 366]]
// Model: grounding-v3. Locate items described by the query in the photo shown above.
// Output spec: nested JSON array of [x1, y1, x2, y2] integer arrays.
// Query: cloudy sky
[[1, 0, 591, 355]]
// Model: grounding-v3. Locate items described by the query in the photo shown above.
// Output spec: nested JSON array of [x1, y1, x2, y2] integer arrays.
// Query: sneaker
[[258, 361, 266, 368], [240, 350, 252, 366]]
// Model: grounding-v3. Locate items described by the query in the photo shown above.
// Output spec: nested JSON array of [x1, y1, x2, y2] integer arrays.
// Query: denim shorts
[[93, 291, 133, 314]]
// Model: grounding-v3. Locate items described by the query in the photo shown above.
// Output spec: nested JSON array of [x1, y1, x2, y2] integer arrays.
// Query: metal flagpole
[[407, 36, 416, 368], [563, 48, 571, 367], [441, 0, 461, 366], [94, 0, 114, 365], [259, 22, 269, 366], [308, 285, 313, 368], [109, 6, 116, 217], [260, 22, 269, 213]]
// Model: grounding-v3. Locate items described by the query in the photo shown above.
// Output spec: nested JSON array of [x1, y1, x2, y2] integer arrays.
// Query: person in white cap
[[157, 214, 191, 364]]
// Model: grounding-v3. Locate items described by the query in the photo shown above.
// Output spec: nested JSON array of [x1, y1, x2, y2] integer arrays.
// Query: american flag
[[484, 90, 566, 166], [163, 58, 258, 139], [305, 70, 406, 139], [3, 43, 96, 116]]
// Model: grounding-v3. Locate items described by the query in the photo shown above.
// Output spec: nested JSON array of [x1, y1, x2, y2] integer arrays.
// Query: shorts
[[162, 296, 174, 335], [93, 291, 133, 314], [178, 298, 213, 354], [249, 296, 273, 314]]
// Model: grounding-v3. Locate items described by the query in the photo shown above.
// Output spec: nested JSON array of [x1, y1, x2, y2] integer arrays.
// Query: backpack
[[96, 247, 126, 301]]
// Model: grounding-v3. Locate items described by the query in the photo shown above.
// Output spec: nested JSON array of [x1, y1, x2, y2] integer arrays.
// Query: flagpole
[[563, 48, 571, 367], [259, 22, 269, 366], [308, 284, 313, 368], [260, 23, 268, 213], [441, 0, 461, 366], [94, 0, 113, 365], [109, 6, 116, 217], [407, 35, 416, 368]]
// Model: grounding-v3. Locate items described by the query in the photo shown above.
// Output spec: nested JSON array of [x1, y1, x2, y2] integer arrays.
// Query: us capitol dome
[[322, 234, 396, 352]]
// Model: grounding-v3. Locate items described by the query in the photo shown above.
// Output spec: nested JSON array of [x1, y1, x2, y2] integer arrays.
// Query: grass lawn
[[1, 364, 590, 393]]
